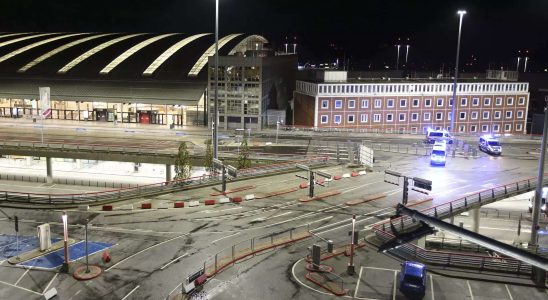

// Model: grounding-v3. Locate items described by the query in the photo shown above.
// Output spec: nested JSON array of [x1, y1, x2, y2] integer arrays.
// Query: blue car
[[399, 261, 427, 298]]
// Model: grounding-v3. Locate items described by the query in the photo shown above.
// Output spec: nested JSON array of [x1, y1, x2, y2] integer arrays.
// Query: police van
[[478, 136, 502, 155], [529, 187, 547, 213], [430, 141, 447, 166], [425, 129, 454, 144]]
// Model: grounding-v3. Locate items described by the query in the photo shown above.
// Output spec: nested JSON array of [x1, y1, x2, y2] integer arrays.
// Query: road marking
[[314, 208, 394, 236], [42, 273, 58, 295], [160, 253, 188, 270], [212, 232, 240, 244], [466, 280, 474, 300], [430, 275, 435, 300], [340, 180, 384, 194], [505, 284, 513, 300], [355, 266, 364, 298], [166, 282, 182, 299], [121, 285, 140, 300], [392, 271, 397, 300], [0, 279, 42, 296], [14, 269, 29, 286], [106, 233, 187, 272], [68, 290, 81, 300]]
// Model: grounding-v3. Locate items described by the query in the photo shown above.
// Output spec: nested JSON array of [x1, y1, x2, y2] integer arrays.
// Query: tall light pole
[[516, 57, 521, 72], [213, 0, 219, 159], [524, 56, 529, 72], [395, 44, 401, 70], [405, 44, 410, 64], [450, 10, 466, 133]]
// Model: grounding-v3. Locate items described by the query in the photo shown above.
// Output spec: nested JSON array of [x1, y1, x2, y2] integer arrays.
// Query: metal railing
[[0, 173, 137, 189], [203, 225, 311, 277], [0, 156, 329, 205], [372, 175, 548, 275]]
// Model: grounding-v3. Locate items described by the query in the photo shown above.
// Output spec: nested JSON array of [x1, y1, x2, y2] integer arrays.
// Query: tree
[[237, 139, 251, 169], [204, 138, 214, 175], [174, 141, 191, 180]]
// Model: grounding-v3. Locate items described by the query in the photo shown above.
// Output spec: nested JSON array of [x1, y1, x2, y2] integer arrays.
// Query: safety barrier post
[[271, 236, 274, 245], [289, 229, 293, 240], [215, 254, 218, 273], [491, 189, 495, 198], [232, 245, 235, 263], [450, 202, 453, 214], [504, 186, 507, 195], [464, 197, 467, 207]]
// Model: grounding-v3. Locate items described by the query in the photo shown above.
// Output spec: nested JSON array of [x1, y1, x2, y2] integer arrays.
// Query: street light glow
[[457, 10, 467, 15]]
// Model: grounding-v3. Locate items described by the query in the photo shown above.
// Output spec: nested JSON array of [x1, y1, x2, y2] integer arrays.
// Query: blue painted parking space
[[20, 241, 113, 269], [0, 234, 61, 260]]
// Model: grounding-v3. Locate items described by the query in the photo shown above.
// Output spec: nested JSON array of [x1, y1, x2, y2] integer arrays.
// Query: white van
[[430, 141, 447, 166], [529, 187, 547, 213], [479, 136, 502, 155], [426, 129, 454, 144]]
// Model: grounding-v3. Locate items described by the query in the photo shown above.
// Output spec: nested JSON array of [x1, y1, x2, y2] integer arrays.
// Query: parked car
[[425, 129, 454, 144], [399, 261, 427, 299]]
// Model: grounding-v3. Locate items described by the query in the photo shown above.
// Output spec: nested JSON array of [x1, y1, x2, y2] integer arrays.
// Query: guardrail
[[425, 237, 548, 258], [0, 156, 329, 206], [0, 173, 137, 189], [372, 175, 548, 275]]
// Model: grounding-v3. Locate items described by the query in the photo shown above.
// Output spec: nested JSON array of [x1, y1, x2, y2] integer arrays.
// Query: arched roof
[[0, 32, 268, 81]]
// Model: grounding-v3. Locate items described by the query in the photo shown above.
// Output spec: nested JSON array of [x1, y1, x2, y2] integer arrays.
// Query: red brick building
[[294, 72, 529, 134]]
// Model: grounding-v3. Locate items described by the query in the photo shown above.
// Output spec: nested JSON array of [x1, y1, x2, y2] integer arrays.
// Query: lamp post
[[347, 214, 356, 275], [524, 56, 529, 72], [213, 0, 219, 159], [516, 57, 522, 72], [395, 44, 401, 70], [61, 212, 69, 273], [450, 10, 466, 133], [405, 44, 410, 64]]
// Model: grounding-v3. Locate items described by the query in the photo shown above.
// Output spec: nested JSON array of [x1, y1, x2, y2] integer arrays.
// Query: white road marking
[[166, 282, 182, 298], [42, 273, 58, 295], [212, 232, 240, 244], [0, 279, 42, 296], [392, 271, 397, 300], [14, 269, 29, 286], [121, 285, 140, 300], [467, 280, 474, 300], [505, 284, 514, 300], [68, 290, 81, 300], [106, 233, 187, 272], [160, 253, 188, 270], [430, 275, 435, 300], [355, 266, 364, 298]]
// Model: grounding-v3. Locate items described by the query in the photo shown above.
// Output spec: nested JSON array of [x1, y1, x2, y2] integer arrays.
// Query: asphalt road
[[0, 147, 545, 299]]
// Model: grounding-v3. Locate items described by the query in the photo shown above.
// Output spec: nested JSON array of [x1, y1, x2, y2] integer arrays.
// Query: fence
[[203, 225, 311, 278], [372, 175, 548, 275], [0, 156, 330, 205], [0, 173, 137, 189], [425, 237, 548, 258]]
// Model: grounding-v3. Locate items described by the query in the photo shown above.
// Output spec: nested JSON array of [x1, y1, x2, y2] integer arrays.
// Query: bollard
[[327, 240, 334, 253], [312, 244, 321, 270]]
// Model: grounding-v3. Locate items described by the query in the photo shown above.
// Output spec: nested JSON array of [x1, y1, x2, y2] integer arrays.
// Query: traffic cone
[[102, 251, 111, 263]]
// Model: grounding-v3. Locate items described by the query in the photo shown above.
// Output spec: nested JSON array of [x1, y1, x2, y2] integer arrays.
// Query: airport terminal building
[[0, 32, 296, 128], [294, 71, 530, 134]]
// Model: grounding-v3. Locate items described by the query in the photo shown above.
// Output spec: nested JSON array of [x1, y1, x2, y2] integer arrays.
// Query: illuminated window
[[143, 33, 210, 75], [334, 115, 342, 124], [411, 113, 418, 121], [0, 33, 85, 64], [335, 100, 342, 108], [19, 33, 115, 72], [58, 33, 145, 74], [188, 33, 243, 76], [100, 33, 176, 74], [387, 99, 394, 108], [399, 113, 406, 121]]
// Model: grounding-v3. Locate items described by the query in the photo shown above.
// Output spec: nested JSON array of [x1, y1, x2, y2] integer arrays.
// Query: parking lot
[[354, 266, 547, 300]]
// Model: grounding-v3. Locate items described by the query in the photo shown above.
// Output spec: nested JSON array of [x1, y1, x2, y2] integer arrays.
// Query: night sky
[[0, 0, 547, 72]]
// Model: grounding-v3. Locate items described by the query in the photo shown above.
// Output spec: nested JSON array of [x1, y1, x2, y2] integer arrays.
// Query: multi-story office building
[[207, 43, 297, 130], [294, 71, 529, 134]]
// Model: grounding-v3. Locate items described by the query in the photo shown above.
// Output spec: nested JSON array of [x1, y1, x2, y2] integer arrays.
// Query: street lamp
[[61, 211, 69, 273], [213, 0, 219, 159], [516, 57, 522, 72], [450, 10, 466, 133], [395, 44, 401, 70], [405, 44, 410, 64]]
